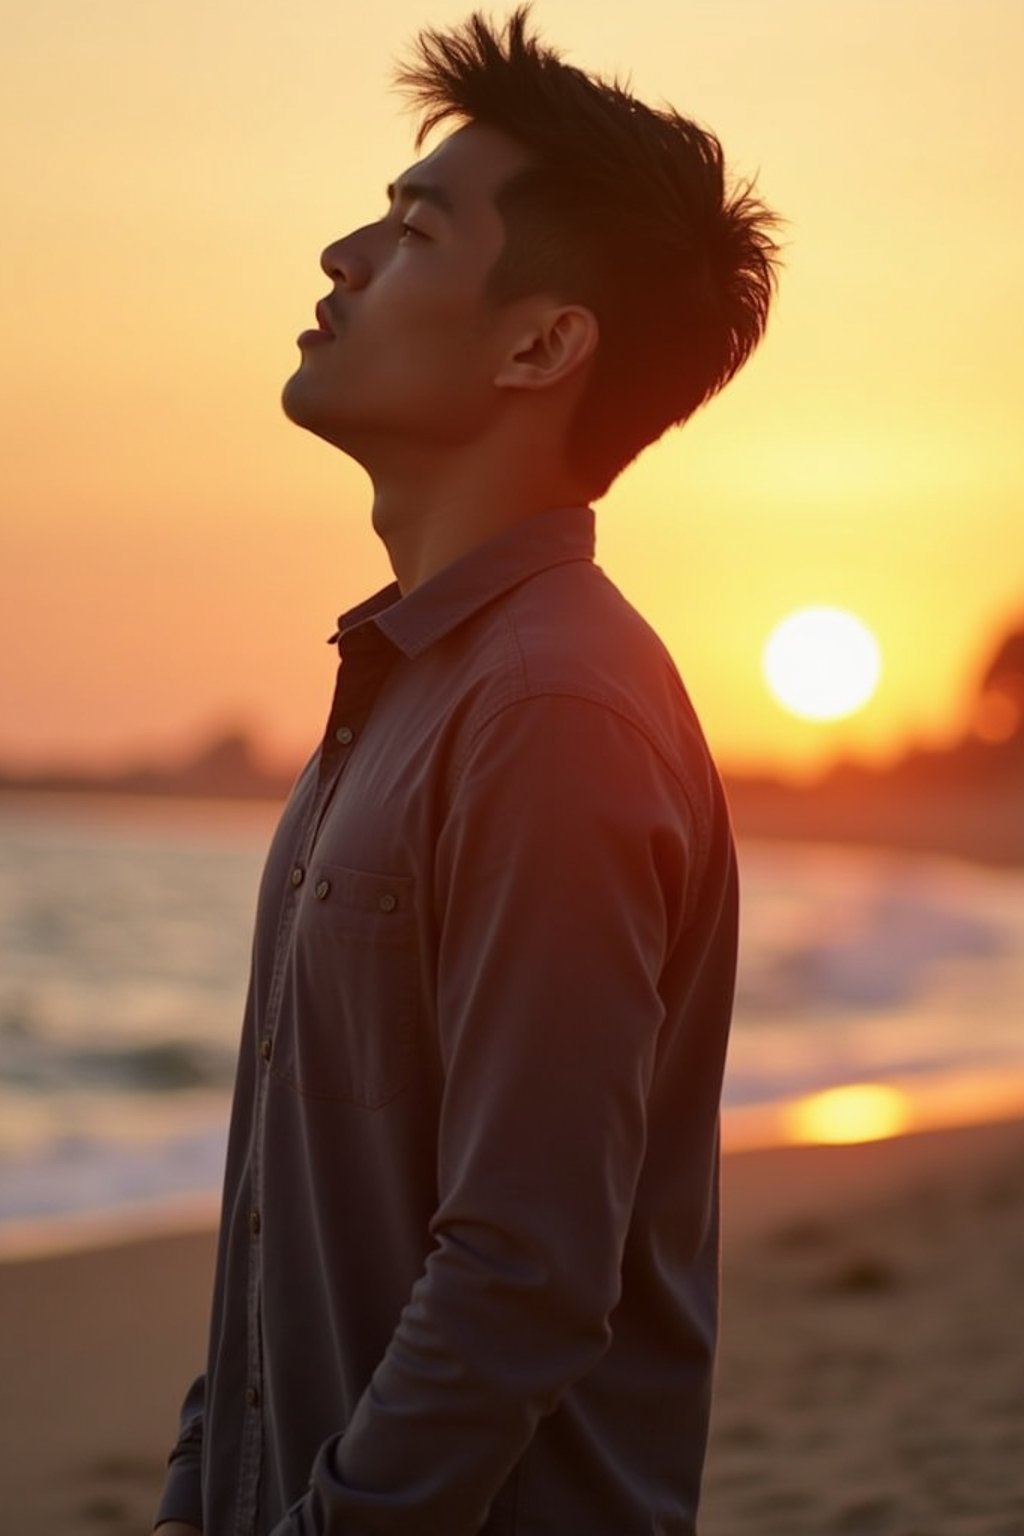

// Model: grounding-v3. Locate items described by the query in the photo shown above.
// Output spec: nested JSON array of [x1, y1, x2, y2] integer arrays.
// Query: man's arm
[[153, 1371, 205, 1532], [272, 693, 699, 1536]]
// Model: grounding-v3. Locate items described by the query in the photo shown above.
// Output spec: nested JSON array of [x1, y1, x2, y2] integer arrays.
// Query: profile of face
[[281, 123, 542, 466]]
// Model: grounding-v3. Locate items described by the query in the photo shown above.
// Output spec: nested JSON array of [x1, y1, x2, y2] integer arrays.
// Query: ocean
[[2, 792, 1022, 1253]]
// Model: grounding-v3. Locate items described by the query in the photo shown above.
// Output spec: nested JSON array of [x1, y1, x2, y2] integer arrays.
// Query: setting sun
[[763, 607, 882, 723]]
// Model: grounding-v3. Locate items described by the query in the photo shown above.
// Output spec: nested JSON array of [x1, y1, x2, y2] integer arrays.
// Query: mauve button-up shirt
[[156, 503, 738, 1536]]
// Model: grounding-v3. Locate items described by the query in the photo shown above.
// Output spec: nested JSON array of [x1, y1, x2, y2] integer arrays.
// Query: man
[[155, 9, 781, 1534]]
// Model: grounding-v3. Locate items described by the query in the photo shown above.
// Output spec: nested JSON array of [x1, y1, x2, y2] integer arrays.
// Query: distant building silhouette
[[0, 727, 293, 801]]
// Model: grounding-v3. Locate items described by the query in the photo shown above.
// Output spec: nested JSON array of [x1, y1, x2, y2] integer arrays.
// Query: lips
[[315, 299, 336, 335]]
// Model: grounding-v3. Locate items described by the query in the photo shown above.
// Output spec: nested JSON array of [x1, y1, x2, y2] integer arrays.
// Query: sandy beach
[[2, 1117, 1022, 1536]]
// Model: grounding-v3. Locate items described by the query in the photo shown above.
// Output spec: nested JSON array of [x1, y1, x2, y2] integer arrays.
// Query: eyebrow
[[386, 178, 457, 220]]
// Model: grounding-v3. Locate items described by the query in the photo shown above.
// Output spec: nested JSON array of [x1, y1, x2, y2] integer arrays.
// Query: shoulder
[[507, 559, 686, 695], [455, 559, 722, 860]]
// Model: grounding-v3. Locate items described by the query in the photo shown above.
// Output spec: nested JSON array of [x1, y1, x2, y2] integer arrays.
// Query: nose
[[320, 228, 373, 290]]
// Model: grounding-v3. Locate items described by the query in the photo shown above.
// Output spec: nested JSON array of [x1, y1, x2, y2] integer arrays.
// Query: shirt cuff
[[153, 1455, 204, 1531]]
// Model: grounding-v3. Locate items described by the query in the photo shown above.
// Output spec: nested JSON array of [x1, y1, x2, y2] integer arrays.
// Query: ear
[[494, 305, 599, 392]]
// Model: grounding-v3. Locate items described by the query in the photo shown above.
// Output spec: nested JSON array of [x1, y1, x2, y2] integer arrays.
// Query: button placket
[[234, 619, 399, 1507]]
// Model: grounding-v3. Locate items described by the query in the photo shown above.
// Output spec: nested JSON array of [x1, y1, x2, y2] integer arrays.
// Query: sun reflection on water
[[784, 1083, 910, 1145]]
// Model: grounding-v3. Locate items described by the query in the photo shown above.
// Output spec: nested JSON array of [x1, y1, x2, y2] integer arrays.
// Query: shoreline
[[5, 780, 1024, 872], [2, 1115, 1022, 1532], [0, 1189, 223, 1265], [3, 1110, 1019, 1263], [5, 1090, 1024, 1266]]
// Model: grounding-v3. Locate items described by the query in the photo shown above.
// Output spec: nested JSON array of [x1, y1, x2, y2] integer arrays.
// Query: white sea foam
[[1, 795, 1022, 1235]]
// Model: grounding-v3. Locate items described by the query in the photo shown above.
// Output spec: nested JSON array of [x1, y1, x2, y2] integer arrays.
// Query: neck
[[366, 436, 586, 593]]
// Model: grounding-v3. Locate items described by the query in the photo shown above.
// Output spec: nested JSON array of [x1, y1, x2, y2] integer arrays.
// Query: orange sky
[[3, 0, 1022, 780]]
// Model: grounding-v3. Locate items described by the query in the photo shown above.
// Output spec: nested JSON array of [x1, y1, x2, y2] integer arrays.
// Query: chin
[[280, 373, 367, 462], [280, 365, 316, 428], [280, 371, 331, 439]]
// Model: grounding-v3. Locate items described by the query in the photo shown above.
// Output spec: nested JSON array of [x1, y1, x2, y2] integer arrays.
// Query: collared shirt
[[156, 504, 738, 1536]]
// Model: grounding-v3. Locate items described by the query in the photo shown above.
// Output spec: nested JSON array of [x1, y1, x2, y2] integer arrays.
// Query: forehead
[[394, 123, 532, 216]]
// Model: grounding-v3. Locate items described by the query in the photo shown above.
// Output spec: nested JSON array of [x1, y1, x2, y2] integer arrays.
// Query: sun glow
[[762, 606, 883, 723], [785, 1083, 910, 1146]]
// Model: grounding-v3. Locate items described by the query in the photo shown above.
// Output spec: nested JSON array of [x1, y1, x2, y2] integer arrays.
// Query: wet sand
[[1, 1117, 1022, 1534], [704, 1118, 1024, 1535]]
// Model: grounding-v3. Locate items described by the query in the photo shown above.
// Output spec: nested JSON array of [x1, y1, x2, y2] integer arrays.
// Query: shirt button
[[378, 892, 398, 914], [314, 878, 331, 900], [246, 1386, 259, 1407], [290, 865, 304, 888], [260, 1037, 273, 1062], [249, 1209, 261, 1236], [335, 725, 355, 745]]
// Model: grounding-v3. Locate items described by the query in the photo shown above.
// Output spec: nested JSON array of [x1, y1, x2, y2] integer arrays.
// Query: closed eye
[[399, 220, 429, 243]]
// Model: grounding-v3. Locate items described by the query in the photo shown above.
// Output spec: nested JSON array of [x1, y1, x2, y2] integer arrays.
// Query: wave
[[0, 1029, 236, 1095]]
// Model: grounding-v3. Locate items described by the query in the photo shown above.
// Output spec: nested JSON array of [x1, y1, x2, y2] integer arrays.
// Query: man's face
[[281, 123, 534, 461]]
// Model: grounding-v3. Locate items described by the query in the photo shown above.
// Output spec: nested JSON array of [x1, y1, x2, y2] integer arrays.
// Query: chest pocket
[[275, 863, 418, 1108]]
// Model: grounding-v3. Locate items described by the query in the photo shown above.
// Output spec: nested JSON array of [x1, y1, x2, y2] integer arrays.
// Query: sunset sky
[[3, 0, 1022, 781]]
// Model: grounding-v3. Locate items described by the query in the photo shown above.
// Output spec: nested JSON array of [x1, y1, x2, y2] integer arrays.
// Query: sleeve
[[153, 1371, 206, 1530], [273, 694, 695, 1536]]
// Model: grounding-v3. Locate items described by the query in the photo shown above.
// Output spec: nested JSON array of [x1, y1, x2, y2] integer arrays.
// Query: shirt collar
[[330, 505, 595, 660]]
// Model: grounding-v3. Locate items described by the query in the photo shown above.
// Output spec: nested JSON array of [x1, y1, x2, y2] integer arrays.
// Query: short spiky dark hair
[[395, 6, 784, 496]]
